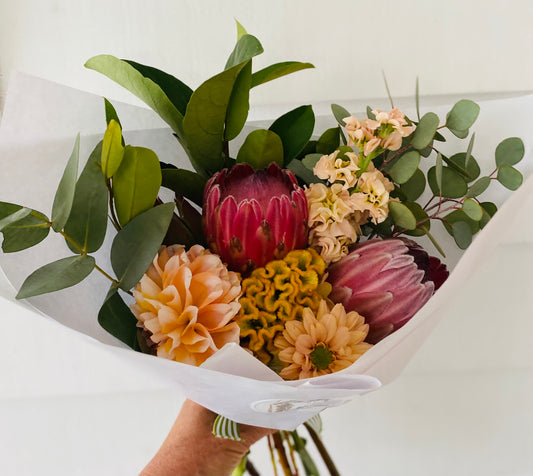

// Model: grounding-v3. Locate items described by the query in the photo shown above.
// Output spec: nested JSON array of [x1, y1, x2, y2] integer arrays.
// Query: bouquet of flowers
[[0, 22, 527, 475]]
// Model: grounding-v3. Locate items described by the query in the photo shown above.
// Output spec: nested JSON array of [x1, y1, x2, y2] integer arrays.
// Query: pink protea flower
[[203, 163, 308, 274], [327, 238, 448, 344]]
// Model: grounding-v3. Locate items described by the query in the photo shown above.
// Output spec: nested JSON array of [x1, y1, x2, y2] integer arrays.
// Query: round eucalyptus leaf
[[399, 169, 426, 201], [443, 210, 480, 236], [389, 201, 417, 230], [495, 137, 525, 166], [452, 221, 472, 249], [331, 104, 351, 126], [465, 176, 490, 198], [497, 164, 523, 190], [479, 202, 498, 229], [387, 150, 420, 184], [428, 166, 468, 199], [448, 152, 480, 181], [446, 100, 480, 131], [462, 198, 483, 221], [448, 128, 469, 139], [410, 112, 439, 150], [403, 201, 430, 237]]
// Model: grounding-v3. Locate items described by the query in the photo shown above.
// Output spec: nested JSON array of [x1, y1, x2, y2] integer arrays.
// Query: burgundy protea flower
[[203, 162, 308, 274], [327, 238, 448, 344]]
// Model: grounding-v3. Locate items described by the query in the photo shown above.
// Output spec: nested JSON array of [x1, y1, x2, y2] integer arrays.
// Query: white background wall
[[2, 1, 533, 475]]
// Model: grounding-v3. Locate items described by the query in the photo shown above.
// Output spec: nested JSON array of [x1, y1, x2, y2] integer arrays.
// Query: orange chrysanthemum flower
[[275, 300, 372, 379], [131, 244, 241, 366]]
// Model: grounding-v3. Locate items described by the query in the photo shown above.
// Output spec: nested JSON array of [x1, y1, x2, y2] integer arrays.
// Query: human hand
[[140, 399, 275, 476]]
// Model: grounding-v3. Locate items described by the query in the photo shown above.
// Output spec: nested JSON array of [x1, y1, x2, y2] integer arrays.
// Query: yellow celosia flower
[[275, 300, 372, 380], [237, 249, 331, 365], [131, 244, 241, 366]]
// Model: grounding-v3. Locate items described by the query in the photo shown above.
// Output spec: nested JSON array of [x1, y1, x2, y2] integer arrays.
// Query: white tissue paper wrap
[[0, 73, 532, 430]]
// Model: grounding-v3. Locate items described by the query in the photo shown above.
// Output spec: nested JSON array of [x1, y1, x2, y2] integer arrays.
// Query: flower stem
[[268, 435, 279, 476], [303, 422, 340, 476], [282, 431, 299, 476], [273, 431, 294, 476]]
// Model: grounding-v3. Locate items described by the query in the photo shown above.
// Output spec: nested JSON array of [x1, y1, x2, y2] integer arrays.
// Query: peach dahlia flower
[[131, 244, 241, 366], [275, 300, 372, 379]]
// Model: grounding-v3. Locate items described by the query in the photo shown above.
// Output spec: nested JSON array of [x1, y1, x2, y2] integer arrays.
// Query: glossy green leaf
[[452, 221, 472, 249], [410, 112, 439, 150], [466, 176, 491, 198], [497, 164, 523, 190], [428, 166, 468, 199], [16, 254, 95, 299], [161, 168, 207, 207], [183, 60, 250, 175], [462, 198, 483, 221], [111, 203, 175, 291], [316, 127, 340, 155], [331, 104, 351, 126], [495, 137, 525, 166], [301, 153, 323, 172], [236, 129, 284, 168], [235, 19, 247, 40], [224, 61, 252, 141], [113, 146, 162, 227], [251, 62, 314, 88], [101, 120, 124, 179], [124, 60, 193, 117], [104, 98, 122, 128], [389, 201, 417, 230], [446, 100, 479, 131], [64, 142, 108, 253], [85, 56, 185, 137], [225, 34, 263, 69], [287, 159, 322, 185], [446, 152, 480, 181], [386, 150, 420, 184], [0, 203, 50, 253], [404, 201, 430, 237], [399, 168, 426, 201], [0, 207, 31, 232], [98, 288, 139, 349], [443, 210, 479, 236], [448, 128, 469, 139], [177, 197, 205, 245], [269, 105, 315, 165], [161, 212, 196, 249], [51, 134, 80, 232]]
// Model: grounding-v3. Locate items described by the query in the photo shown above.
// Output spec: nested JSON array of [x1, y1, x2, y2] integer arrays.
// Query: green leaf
[[403, 201, 430, 237], [497, 164, 523, 190], [235, 19, 247, 40], [98, 288, 139, 349], [64, 142, 108, 253], [101, 120, 125, 179], [366, 106, 376, 120], [410, 112, 439, 150], [389, 201, 417, 230], [386, 150, 420, 184], [0, 203, 50, 252], [301, 153, 323, 172], [16, 254, 95, 299], [251, 62, 314, 88], [465, 176, 491, 198], [452, 221, 472, 249], [434, 131, 446, 142], [124, 60, 193, 117], [183, 60, 250, 175], [495, 137, 525, 166], [161, 168, 207, 207], [236, 129, 284, 168], [479, 201, 497, 229], [446, 100, 480, 131], [435, 152, 443, 190], [316, 127, 340, 155], [443, 210, 480, 236], [113, 146, 162, 227], [286, 159, 322, 185], [331, 104, 351, 126], [428, 165, 468, 199], [446, 152, 480, 181], [0, 207, 31, 232], [85, 55, 185, 138], [225, 34, 263, 69], [399, 168, 426, 201], [104, 98, 122, 128], [269, 105, 315, 165], [51, 134, 80, 232], [465, 132, 475, 170], [448, 128, 469, 139], [462, 198, 483, 221], [111, 203, 175, 291], [224, 61, 252, 141]]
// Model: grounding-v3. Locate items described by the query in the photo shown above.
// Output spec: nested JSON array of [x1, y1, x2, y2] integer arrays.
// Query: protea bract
[[203, 163, 308, 274], [327, 238, 448, 344]]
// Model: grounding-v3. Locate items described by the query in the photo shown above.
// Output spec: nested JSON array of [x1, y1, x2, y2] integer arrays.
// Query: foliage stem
[[282, 431, 300, 476], [303, 422, 340, 476], [268, 434, 279, 476], [273, 431, 294, 476], [105, 178, 121, 232]]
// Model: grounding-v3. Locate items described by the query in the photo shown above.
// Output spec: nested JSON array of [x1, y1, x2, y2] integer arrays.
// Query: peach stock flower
[[351, 167, 396, 224], [314, 150, 360, 189], [131, 244, 241, 366], [274, 300, 372, 379]]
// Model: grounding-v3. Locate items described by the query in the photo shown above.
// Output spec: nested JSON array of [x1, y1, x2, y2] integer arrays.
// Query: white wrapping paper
[[1, 73, 532, 430]]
